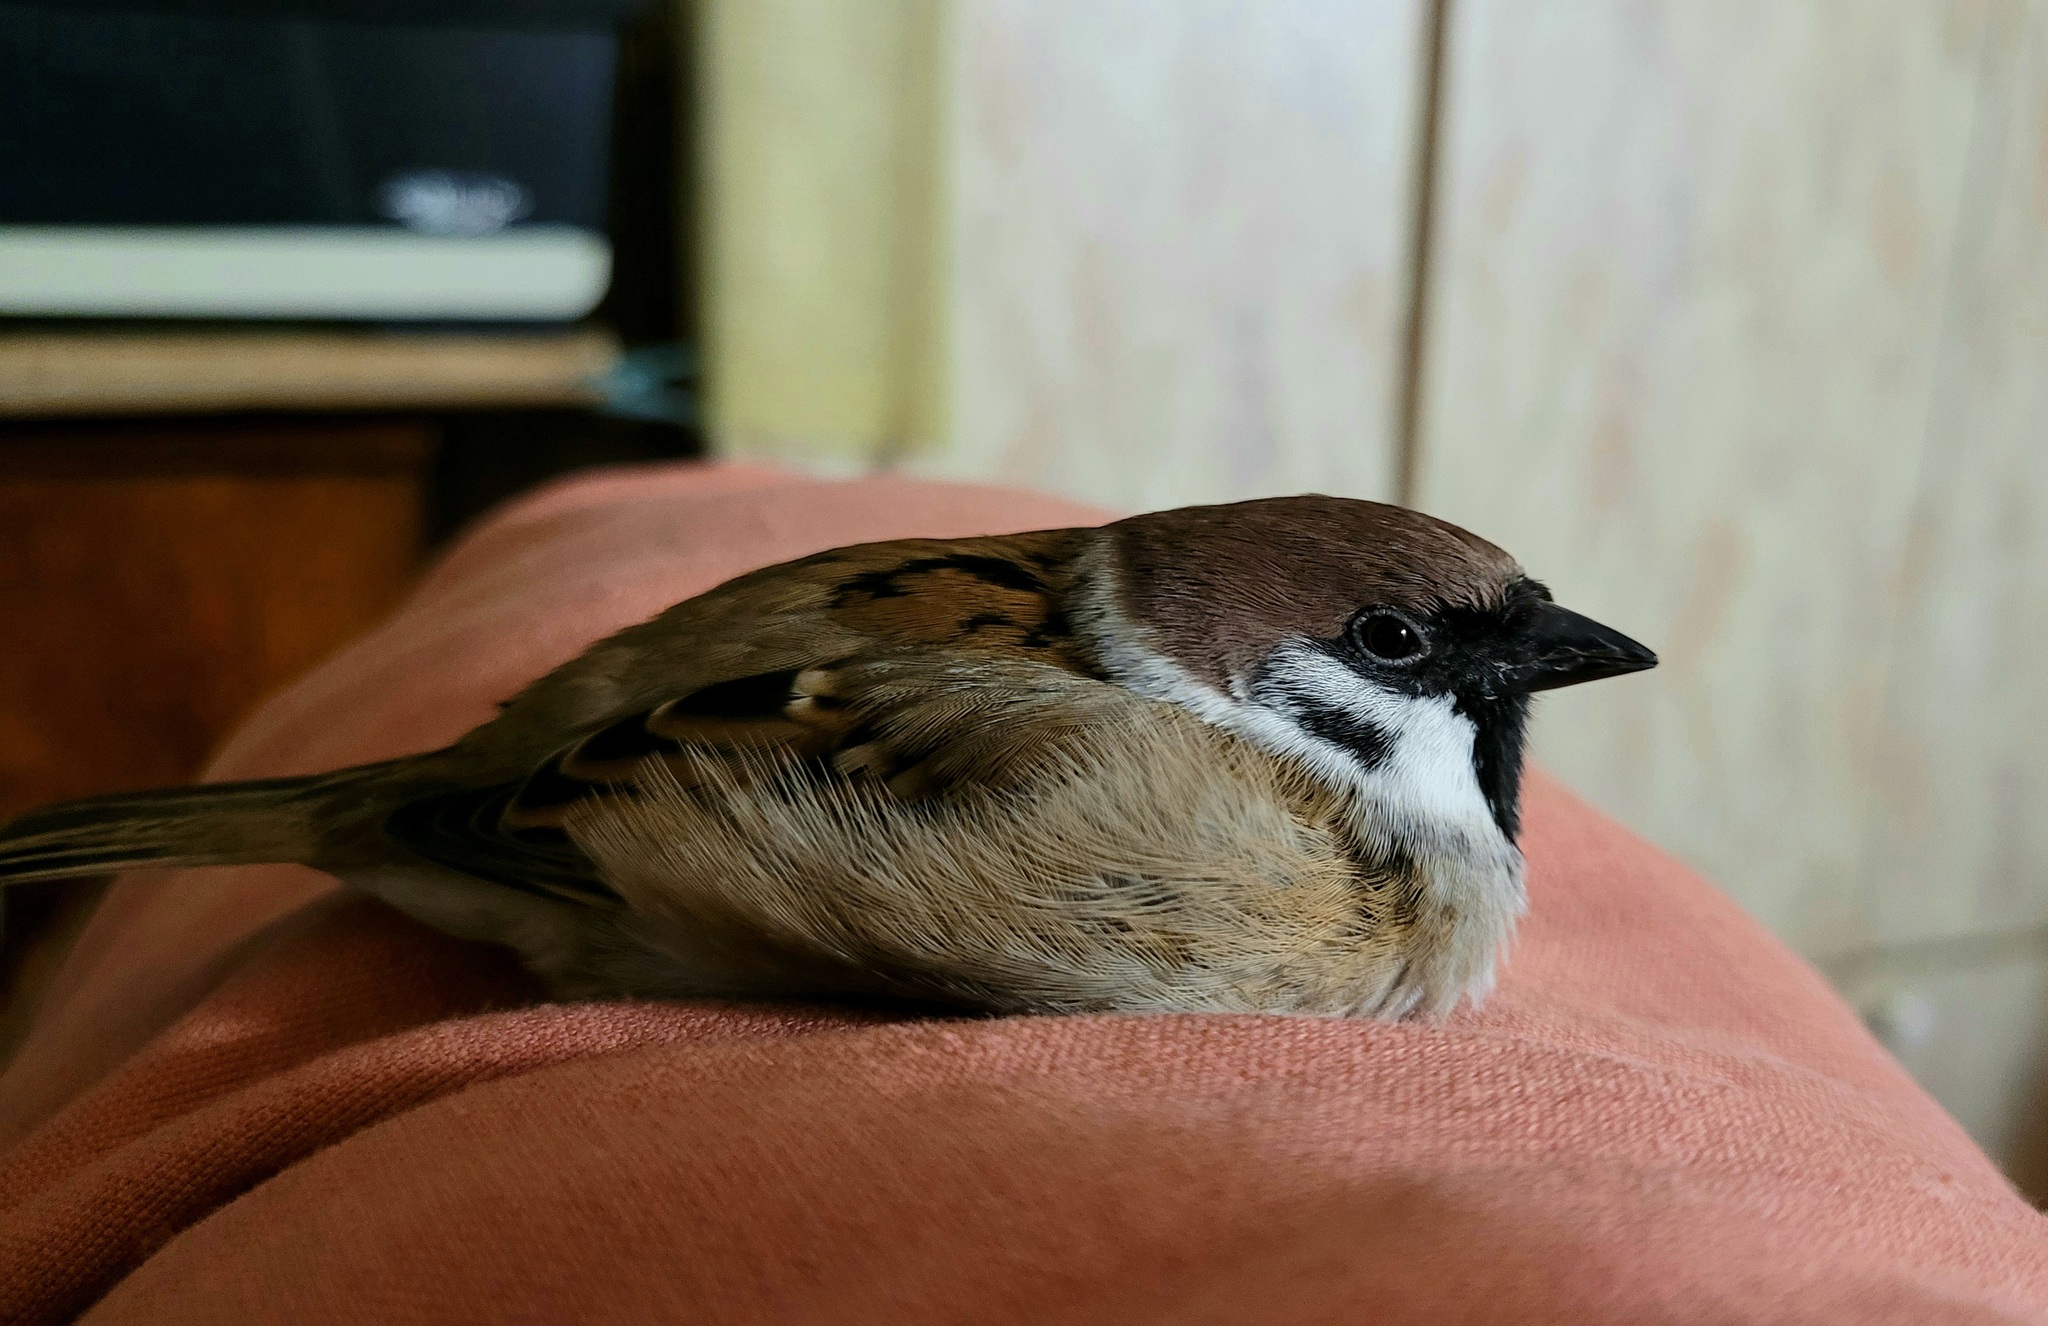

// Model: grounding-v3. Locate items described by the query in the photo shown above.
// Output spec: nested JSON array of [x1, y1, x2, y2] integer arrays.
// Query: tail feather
[[0, 764, 402, 884]]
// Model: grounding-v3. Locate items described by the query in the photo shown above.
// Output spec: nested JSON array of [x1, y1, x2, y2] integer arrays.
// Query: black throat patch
[[1455, 690, 1531, 841]]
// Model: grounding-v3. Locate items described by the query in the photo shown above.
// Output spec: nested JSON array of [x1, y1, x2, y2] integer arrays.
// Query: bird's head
[[1075, 496, 1656, 854]]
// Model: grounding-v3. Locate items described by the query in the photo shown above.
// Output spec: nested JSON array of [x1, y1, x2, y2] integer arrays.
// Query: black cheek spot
[[1291, 701, 1392, 770], [957, 611, 1016, 636]]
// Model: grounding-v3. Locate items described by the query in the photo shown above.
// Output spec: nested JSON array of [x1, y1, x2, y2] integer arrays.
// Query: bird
[[0, 496, 1655, 1020]]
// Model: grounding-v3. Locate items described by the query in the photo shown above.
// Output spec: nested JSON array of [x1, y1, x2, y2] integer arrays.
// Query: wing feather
[[380, 530, 1099, 902]]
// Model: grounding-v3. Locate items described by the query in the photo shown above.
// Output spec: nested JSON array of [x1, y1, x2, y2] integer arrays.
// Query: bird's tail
[[0, 763, 404, 884]]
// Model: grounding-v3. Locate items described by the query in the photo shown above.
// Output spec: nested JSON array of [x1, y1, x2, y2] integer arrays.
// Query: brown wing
[[380, 528, 1105, 897], [382, 652, 1139, 898], [447, 529, 1090, 763]]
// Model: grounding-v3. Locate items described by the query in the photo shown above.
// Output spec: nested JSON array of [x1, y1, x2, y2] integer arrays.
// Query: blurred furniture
[[695, 0, 2048, 1192], [0, 0, 692, 1053], [0, 328, 619, 419], [0, 0, 640, 323], [0, 327, 628, 820], [0, 323, 678, 1059]]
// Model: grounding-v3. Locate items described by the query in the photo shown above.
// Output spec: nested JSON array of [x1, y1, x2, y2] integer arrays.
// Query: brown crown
[[1104, 495, 1524, 688]]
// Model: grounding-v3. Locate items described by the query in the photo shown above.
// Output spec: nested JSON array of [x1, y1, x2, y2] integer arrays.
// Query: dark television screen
[[0, 1, 624, 229]]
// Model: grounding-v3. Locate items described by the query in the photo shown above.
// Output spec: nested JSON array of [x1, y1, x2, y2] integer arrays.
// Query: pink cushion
[[0, 464, 2042, 1324]]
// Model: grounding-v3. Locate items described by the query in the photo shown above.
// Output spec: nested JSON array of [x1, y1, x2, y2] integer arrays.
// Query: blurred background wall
[[698, 0, 2048, 1188]]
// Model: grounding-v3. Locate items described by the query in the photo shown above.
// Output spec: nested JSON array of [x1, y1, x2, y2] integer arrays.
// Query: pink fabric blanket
[[1, 464, 2042, 1324]]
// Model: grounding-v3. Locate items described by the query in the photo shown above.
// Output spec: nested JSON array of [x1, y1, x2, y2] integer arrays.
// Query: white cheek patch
[[1247, 645, 1502, 854], [1073, 609, 1505, 858]]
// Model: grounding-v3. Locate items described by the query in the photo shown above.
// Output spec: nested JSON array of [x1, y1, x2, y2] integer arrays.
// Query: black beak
[[1499, 603, 1658, 693]]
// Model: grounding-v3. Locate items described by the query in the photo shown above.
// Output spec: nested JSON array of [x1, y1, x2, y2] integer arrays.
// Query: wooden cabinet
[[0, 419, 430, 817], [0, 325, 672, 1057]]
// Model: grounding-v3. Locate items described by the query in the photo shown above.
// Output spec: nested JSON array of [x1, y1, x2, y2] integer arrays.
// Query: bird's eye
[[1353, 611, 1427, 662]]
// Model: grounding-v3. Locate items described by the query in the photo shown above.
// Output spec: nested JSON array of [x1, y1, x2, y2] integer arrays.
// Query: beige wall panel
[[700, 0, 945, 468], [1853, 950, 2048, 1187], [1859, 4, 2048, 948], [914, 0, 1423, 511], [1415, 2, 1992, 953]]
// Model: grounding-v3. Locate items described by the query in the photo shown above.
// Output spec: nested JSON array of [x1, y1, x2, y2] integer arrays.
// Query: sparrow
[[0, 496, 1655, 1019]]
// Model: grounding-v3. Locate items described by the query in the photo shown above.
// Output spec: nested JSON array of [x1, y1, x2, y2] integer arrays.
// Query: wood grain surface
[[0, 419, 429, 816]]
